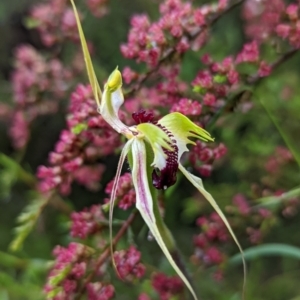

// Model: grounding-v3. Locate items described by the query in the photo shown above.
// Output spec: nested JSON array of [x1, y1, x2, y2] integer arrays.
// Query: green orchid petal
[[70, 0, 102, 107], [136, 123, 173, 170], [179, 163, 247, 295], [131, 139, 198, 300], [158, 112, 214, 159], [109, 139, 133, 271], [101, 68, 132, 136]]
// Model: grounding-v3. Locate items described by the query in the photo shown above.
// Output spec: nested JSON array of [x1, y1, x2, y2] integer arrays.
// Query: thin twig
[[125, 0, 246, 97], [75, 210, 138, 299], [207, 48, 299, 130], [247, 48, 298, 84]]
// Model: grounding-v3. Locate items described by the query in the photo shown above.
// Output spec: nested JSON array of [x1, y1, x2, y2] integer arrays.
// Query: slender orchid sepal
[[108, 139, 134, 273], [69, 0, 102, 107], [131, 139, 198, 300], [178, 164, 247, 295]]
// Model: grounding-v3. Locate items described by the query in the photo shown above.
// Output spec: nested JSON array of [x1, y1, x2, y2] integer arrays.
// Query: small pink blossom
[[203, 93, 216, 106], [236, 41, 259, 63], [113, 246, 146, 280], [258, 61, 272, 77], [170, 98, 202, 116]]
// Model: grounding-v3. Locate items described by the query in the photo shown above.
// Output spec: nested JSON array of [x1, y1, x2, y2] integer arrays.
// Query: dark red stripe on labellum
[[132, 109, 179, 190]]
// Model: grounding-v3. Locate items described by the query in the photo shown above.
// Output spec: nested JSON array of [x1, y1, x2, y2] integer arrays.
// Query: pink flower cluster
[[45, 243, 114, 300], [121, 0, 231, 67], [276, 4, 300, 48], [170, 98, 202, 116], [242, 0, 285, 41], [189, 141, 227, 177], [227, 194, 273, 244], [243, 0, 300, 49], [265, 146, 293, 174], [9, 45, 73, 149], [192, 212, 228, 275], [113, 246, 145, 280], [86, 0, 110, 18], [122, 64, 189, 124], [105, 173, 136, 210], [151, 273, 184, 300], [71, 205, 106, 239], [30, 0, 79, 47], [86, 282, 114, 300], [37, 84, 121, 195], [44, 243, 89, 299], [192, 43, 271, 109]]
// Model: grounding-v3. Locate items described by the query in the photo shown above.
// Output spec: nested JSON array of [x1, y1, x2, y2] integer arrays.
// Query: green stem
[[259, 98, 300, 168]]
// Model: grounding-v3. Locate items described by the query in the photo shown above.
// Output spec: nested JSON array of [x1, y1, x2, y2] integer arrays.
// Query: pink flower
[[276, 24, 291, 39], [71, 205, 105, 239], [152, 273, 184, 300], [122, 67, 137, 84], [113, 246, 146, 280], [86, 283, 115, 300], [170, 98, 202, 116], [203, 93, 216, 106], [236, 41, 259, 63], [233, 194, 250, 216], [258, 61, 272, 77], [204, 247, 224, 265]]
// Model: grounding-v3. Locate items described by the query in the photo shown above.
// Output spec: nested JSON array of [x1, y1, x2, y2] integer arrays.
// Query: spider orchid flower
[[70, 1, 245, 299]]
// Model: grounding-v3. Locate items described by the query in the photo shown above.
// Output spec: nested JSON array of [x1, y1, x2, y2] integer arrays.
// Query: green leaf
[[0, 271, 42, 299], [254, 186, 300, 209], [229, 244, 300, 266], [214, 74, 227, 83], [71, 123, 88, 135], [259, 95, 300, 168], [0, 153, 35, 198], [9, 194, 49, 252], [23, 17, 41, 29]]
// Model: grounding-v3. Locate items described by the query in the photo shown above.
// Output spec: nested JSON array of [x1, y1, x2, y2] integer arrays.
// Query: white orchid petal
[[151, 142, 167, 170], [179, 163, 247, 294], [109, 139, 133, 270], [136, 122, 173, 170], [131, 139, 198, 300]]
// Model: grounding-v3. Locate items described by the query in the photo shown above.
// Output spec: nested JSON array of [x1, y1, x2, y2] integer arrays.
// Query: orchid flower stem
[[75, 210, 138, 299], [259, 98, 300, 169]]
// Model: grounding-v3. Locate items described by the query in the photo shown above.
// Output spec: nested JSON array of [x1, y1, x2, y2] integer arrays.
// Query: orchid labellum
[[70, 1, 245, 299]]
